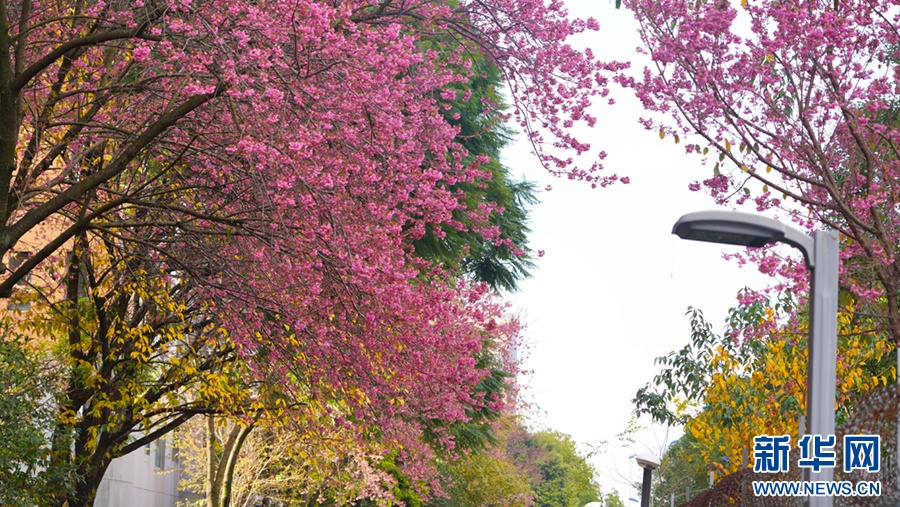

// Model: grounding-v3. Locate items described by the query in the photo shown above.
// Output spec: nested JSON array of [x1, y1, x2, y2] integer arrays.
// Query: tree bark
[[207, 415, 220, 507]]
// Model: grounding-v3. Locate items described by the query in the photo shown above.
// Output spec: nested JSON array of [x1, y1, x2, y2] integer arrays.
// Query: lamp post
[[673, 211, 840, 507], [635, 453, 661, 507]]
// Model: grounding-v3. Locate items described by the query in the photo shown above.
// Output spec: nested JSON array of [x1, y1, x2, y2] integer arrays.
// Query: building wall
[[93, 438, 189, 507]]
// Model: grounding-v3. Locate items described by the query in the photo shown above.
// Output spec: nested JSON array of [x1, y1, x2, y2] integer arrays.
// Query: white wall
[[93, 438, 186, 507]]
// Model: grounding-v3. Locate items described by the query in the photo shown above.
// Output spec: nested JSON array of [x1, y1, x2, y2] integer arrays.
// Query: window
[[154, 438, 166, 470]]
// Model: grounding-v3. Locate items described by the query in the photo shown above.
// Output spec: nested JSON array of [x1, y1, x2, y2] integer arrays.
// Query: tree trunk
[[222, 424, 255, 507], [207, 415, 220, 507], [206, 415, 255, 507]]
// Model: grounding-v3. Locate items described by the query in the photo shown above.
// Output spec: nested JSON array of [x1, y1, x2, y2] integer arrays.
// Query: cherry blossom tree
[[0, 1, 622, 506], [169, 48, 534, 507], [0, 0, 623, 294], [625, 0, 900, 341]]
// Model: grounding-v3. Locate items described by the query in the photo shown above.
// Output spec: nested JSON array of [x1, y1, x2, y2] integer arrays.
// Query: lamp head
[[672, 210, 815, 267], [672, 211, 784, 247], [635, 452, 661, 470]]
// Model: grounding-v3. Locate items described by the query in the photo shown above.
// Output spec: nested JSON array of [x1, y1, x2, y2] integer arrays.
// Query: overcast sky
[[502, 1, 775, 501]]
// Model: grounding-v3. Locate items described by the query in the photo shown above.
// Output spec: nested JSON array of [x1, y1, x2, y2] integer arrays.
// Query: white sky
[[501, 0, 776, 501]]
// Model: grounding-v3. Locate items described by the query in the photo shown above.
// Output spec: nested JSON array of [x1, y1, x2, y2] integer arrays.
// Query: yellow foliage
[[685, 302, 893, 476]]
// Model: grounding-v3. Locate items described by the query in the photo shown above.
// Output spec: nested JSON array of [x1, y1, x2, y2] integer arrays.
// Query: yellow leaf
[[659, 129, 666, 140], [741, 0, 748, 7], [725, 140, 731, 151], [766, 166, 772, 173]]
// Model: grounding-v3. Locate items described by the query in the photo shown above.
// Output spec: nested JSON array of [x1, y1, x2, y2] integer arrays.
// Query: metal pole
[[807, 230, 840, 507], [641, 468, 652, 507]]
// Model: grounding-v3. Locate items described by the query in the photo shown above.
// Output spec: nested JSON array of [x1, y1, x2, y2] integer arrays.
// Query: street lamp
[[635, 453, 661, 507], [673, 210, 840, 507]]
